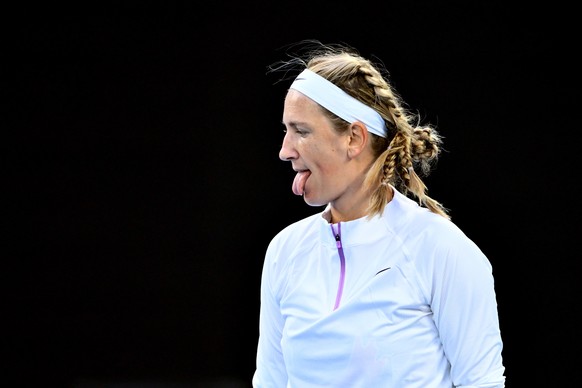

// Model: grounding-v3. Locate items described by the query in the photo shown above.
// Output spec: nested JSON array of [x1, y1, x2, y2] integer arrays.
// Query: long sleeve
[[253, 242, 288, 387], [423, 230, 506, 387]]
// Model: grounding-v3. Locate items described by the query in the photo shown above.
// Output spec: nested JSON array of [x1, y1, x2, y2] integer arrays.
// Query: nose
[[279, 131, 298, 161]]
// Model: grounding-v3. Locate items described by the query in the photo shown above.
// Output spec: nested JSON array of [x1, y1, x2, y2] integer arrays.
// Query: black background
[[9, 1, 580, 387]]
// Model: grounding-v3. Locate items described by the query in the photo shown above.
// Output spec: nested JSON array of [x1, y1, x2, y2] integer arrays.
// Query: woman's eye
[[282, 126, 307, 136]]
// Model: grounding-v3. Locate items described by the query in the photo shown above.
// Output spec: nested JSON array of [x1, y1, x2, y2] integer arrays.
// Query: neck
[[328, 192, 371, 223], [328, 184, 393, 223]]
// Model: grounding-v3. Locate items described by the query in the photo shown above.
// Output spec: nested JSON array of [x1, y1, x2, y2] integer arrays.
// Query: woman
[[253, 41, 505, 387]]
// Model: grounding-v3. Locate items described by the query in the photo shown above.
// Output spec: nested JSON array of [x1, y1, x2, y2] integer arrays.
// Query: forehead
[[283, 89, 324, 123]]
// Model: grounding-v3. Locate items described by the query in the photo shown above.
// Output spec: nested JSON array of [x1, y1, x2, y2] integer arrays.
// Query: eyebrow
[[282, 120, 310, 128]]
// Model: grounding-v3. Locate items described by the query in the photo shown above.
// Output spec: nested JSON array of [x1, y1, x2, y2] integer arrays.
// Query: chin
[[303, 194, 327, 207]]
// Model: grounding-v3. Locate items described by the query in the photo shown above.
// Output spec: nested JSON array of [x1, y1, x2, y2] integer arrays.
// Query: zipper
[[330, 222, 346, 311]]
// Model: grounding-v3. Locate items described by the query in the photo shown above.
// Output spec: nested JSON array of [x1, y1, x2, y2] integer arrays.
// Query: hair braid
[[358, 59, 450, 219]]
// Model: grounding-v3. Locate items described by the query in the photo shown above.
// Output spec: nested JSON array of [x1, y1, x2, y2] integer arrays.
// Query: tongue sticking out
[[292, 170, 311, 196]]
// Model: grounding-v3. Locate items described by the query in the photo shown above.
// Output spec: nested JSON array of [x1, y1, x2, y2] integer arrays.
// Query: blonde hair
[[269, 41, 450, 220]]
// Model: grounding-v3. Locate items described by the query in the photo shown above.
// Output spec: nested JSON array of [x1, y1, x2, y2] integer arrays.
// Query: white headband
[[289, 68, 388, 138]]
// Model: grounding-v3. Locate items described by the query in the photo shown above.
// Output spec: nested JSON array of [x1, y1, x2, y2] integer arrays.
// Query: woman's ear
[[347, 121, 369, 159]]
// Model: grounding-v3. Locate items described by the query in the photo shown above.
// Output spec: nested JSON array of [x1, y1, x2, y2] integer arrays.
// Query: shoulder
[[385, 191, 494, 302], [386, 190, 488, 265], [267, 212, 322, 255], [262, 212, 324, 295]]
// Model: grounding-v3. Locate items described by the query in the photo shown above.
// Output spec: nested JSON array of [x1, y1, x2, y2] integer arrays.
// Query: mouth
[[292, 169, 312, 196]]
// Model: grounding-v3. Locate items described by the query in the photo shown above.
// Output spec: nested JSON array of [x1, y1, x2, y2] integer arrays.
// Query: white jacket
[[253, 189, 505, 387]]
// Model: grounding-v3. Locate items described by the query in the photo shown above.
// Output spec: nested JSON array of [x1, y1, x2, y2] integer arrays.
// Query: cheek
[[318, 162, 342, 178], [313, 147, 343, 175]]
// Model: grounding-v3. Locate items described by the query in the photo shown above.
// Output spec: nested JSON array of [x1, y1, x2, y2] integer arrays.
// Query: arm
[[429, 235, 506, 387], [252, 244, 288, 387]]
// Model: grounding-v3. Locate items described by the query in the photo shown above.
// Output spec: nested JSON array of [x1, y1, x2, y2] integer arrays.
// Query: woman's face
[[279, 89, 356, 207]]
